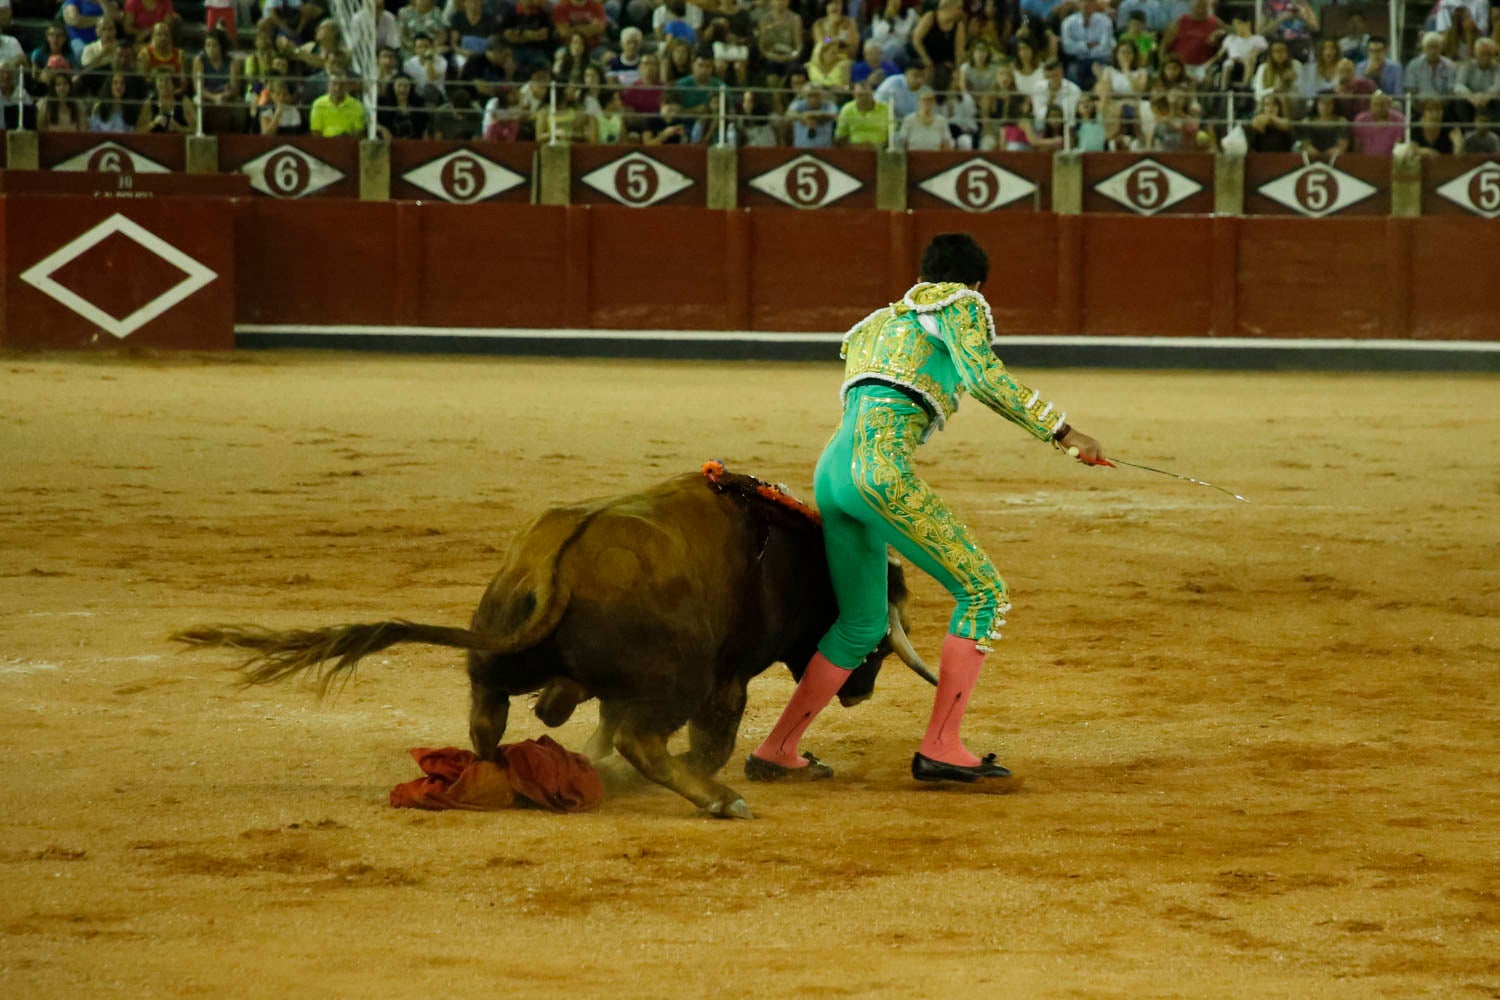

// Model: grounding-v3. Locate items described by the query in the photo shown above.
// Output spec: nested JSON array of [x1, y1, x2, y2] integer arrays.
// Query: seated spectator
[[811, 0, 860, 53], [621, 54, 663, 114], [1405, 32, 1456, 96], [430, 88, 478, 139], [729, 89, 780, 146], [1011, 36, 1046, 94], [1358, 36, 1403, 95], [461, 36, 514, 103], [195, 28, 242, 135], [662, 37, 693, 82], [653, 0, 699, 44], [263, 0, 325, 46], [1352, 91, 1406, 154], [554, 0, 607, 50], [835, 79, 891, 148], [352, 2, 401, 53], [1145, 92, 1193, 149], [1302, 38, 1341, 97], [482, 89, 525, 141], [259, 77, 304, 134], [1455, 37, 1500, 119], [1119, 13, 1158, 68], [303, 50, 352, 102], [594, 87, 626, 142], [959, 40, 1003, 117], [137, 21, 184, 84], [870, 0, 920, 65], [607, 27, 645, 84], [1461, 104, 1499, 151], [1098, 39, 1149, 98], [89, 70, 133, 130], [0, 18, 23, 69], [61, 0, 109, 61], [404, 33, 449, 103], [997, 94, 1058, 150], [1441, 5, 1482, 62], [670, 53, 726, 137], [1296, 91, 1349, 159], [1410, 98, 1461, 153], [875, 62, 925, 119], [32, 23, 79, 84], [967, 0, 1002, 52], [309, 72, 365, 136], [377, 72, 429, 138], [38, 71, 86, 130], [450, 0, 496, 59], [297, 19, 344, 73], [1061, 0, 1113, 88], [1435, 0, 1492, 35], [706, 21, 751, 86], [501, 0, 554, 75], [899, 85, 952, 150], [137, 69, 194, 132], [1031, 58, 1081, 128], [911, 0, 966, 89], [553, 31, 594, 84], [121, 0, 178, 48], [204, 0, 235, 39], [641, 100, 690, 144], [1339, 11, 1370, 62], [806, 39, 852, 89], [1153, 52, 1192, 93], [1332, 57, 1376, 121], [80, 18, 125, 87], [853, 40, 899, 87], [1073, 91, 1109, 149], [788, 81, 838, 147], [1248, 92, 1296, 150], [939, 86, 980, 147], [1115, 0, 1186, 34], [758, 0, 804, 83], [1217, 14, 1266, 91], [399, 0, 450, 60], [1161, 0, 1224, 83], [1252, 40, 1300, 104], [1257, 0, 1317, 61]]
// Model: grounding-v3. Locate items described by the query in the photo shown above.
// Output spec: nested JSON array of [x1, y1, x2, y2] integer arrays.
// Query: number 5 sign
[[1435, 162, 1500, 218], [578, 151, 695, 208], [1258, 162, 1376, 218]]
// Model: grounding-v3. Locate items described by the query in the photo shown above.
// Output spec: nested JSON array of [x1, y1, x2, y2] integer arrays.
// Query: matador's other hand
[[1060, 428, 1107, 465]]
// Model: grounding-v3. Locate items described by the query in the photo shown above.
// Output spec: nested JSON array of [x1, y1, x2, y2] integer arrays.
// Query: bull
[[174, 468, 935, 819]]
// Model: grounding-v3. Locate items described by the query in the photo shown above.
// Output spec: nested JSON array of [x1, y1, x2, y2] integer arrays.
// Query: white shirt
[[0, 34, 25, 68], [1221, 33, 1268, 64], [900, 112, 951, 150], [653, 2, 704, 34], [351, 8, 402, 52], [1435, 0, 1490, 35], [404, 53, 449, 95], [1031, 77, 1082, 127]]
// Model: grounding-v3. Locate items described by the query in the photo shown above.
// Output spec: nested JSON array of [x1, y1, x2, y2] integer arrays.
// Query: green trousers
[[814, 385, 1011, 669]]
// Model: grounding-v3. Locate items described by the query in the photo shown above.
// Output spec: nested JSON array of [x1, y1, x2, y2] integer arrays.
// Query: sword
[[1067, 448, 1250, 503]]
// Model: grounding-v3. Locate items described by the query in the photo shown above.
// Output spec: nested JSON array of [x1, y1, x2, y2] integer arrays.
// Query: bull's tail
[[171, 620, 528, 697]]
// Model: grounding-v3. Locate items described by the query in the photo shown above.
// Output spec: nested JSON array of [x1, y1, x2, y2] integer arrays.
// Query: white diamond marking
[[51, 141, 170, 174], [239, 144, 345, 198], [402, 150, 526, 203], [579, 152, 694, 207], [1257, 163, 1376, 218], [1434, 162, 1500, 219], [1094, 158, 1203, 215], [918, 158, 1037, 212], [19, 214, 219, 339], [747, 154, 862, 208]]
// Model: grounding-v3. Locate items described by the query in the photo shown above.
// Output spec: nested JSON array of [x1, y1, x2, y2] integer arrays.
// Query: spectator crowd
[[0, 0, 1495, 155]]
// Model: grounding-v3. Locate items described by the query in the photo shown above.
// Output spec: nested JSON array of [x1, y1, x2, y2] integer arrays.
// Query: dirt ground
[[1, 352, 1496, 998]]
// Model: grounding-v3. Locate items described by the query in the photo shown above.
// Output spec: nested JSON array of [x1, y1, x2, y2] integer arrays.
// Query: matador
[[746, 233, 1106, 784]]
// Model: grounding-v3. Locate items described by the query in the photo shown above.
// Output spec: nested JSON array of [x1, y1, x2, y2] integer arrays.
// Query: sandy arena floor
[[1, 352, 1496, 998]]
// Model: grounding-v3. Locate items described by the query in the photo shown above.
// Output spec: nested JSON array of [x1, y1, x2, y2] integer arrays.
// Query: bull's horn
[[887, 606, 938, 686]]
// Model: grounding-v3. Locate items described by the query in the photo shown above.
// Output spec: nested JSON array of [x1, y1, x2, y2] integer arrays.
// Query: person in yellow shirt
[[309, 73, 366, 137], [835, 80, 891, 148]]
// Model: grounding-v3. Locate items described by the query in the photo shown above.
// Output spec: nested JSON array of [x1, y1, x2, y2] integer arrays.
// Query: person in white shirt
[[1218, 15, 1267, 90], [1031, 59, 1082, 128], [899, 86, 953, 150], [352, 3, 402, 53], [403, 33, 449, 103]]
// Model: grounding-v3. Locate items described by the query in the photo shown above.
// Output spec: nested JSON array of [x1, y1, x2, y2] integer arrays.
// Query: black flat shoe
[[744, 751, 835, 782], [911, 752, 1012, 783]]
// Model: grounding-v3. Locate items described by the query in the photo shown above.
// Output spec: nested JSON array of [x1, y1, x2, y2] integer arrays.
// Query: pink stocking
[[919, 634, 986, 767], [750, 653, 849, 768]]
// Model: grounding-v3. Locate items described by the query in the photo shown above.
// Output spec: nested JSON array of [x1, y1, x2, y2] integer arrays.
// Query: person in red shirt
[[1162, 0, 1225, 82], [123, 0, 178, 47], [552, 0, 607, 50]]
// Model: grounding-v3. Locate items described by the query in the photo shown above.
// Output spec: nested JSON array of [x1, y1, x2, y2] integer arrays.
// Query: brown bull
[[174, 469, 934, 819]]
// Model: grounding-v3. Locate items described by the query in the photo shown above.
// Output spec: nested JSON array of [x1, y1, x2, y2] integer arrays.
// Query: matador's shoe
[[911, 752, 1012, 783], [744, 751, 835, 782]]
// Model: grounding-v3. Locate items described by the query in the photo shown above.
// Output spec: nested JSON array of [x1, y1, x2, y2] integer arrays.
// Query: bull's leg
[[468, 684, 510, 762], [582, 700, 622, 764], [613, 713, 754, 820], [681, 682, 748, 777]]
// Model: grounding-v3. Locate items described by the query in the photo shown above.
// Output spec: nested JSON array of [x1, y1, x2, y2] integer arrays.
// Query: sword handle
[[1067, 446, 1115, 468]]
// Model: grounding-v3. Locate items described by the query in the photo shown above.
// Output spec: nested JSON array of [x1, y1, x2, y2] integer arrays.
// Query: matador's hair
[[919, 233, 990, 287]]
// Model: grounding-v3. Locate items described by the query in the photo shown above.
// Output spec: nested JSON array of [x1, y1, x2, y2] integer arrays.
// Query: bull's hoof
[[701, 797, 754, 820], [743, 751, 834, 782]]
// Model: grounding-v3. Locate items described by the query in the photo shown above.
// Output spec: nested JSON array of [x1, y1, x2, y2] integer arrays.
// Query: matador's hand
[[1059, 427, 1106, 465]]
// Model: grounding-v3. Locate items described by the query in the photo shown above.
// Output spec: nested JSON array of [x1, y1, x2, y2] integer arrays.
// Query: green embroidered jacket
[[839, 282, 1067, 443]]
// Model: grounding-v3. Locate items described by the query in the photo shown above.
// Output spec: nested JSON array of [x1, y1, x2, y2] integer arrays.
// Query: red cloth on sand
[[389, 736, 604, 813]]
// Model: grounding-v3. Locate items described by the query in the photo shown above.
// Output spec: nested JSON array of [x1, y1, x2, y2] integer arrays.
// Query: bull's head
[[837, 558, 936, 707]]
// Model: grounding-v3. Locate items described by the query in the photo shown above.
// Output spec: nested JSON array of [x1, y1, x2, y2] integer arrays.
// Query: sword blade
[[1110, 458, 1250, 503]]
